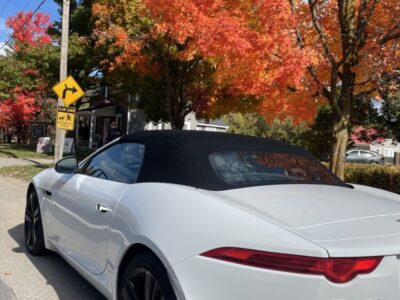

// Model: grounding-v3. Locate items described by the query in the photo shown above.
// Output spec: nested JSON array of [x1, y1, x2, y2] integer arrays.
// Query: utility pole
[[54, 0, 70, 162]]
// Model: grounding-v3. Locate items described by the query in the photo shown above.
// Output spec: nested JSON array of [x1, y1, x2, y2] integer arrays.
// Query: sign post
[[53, 74, 84, 162], [54, 0, 71, 163]]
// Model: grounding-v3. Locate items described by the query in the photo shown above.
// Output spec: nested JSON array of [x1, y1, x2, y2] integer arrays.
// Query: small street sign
[[53, 76, 85, 107], [57, 106, 76, 131], [63, 138, 75, 155]]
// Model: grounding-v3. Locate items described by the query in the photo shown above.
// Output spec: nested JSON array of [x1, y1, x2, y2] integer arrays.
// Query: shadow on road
[[20, 158, 53, 166], [0, 150, 18, 158], [8, 223, 106, 300]]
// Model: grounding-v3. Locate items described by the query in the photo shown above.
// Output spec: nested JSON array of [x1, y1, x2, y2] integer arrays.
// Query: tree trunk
[[329, 0, 356, 179], [16, 126, 23, 144], [329, 116, 348, 179], [5, 127, 12, 143], [163, 61, 187, 130], [170, 117, 185, 129], [307, 0, 379, 179]]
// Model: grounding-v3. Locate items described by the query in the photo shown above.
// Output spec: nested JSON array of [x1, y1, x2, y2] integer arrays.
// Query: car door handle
[[96, 204, 111, 213]]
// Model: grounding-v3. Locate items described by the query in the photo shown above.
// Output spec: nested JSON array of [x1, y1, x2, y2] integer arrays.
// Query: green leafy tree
[[224, 108, 335, 160], [52, 0, 107, 88], [223, 113, 309, 148], [375, 72, 400, 140], [304, 105, 334, 160], [223, 113, 269, 137], [0, 56, 38, 100], [0, 11, 57, 142]]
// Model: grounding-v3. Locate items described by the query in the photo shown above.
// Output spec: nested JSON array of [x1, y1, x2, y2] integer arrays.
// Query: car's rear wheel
[[24, 188, 46, 255], [119, 252, 177, 300]]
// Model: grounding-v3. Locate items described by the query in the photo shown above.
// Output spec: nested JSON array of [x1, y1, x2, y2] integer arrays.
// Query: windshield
[[209, 152, 343, 187]]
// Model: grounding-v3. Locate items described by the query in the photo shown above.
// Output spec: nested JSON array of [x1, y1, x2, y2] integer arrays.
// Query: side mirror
[[55, 156, 78, 174]]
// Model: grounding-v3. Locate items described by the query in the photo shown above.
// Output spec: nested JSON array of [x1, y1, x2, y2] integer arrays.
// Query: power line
[[0, 0, 12, 42], [23, 0, 34, 11], [0, 0, 48, 52], [24, 0, 32, 10], [0, 0, 11, 20]]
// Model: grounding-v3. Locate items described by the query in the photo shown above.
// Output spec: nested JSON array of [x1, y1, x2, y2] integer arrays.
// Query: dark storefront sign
[[32, 124, 46, 141]]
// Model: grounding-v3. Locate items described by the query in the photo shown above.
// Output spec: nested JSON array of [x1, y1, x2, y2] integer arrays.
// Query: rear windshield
[[209, 152, 343, 187]]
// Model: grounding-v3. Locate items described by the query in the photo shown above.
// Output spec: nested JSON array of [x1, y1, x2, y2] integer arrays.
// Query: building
[[145, 113, 229, 132], [75, 89, 228, 149], [370, 139, 400, 164]]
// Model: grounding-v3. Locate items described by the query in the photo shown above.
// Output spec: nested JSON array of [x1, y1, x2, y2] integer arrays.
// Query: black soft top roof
[[119, 130, 314, 190]]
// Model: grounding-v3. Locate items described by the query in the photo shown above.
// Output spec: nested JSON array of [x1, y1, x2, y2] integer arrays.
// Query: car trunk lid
[[217, 184, 400, 257]]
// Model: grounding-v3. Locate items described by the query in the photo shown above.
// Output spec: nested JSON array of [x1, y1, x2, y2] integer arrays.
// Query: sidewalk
[[0, 158, 54, 168]]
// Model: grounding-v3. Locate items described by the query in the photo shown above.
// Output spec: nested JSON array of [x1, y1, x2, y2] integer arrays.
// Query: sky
[[0, 0, 59, 43]]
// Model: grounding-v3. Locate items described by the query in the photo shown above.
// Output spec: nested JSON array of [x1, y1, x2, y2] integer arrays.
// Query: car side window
[[360, 151, 371, 157], [83, 143, 145, 184], [347, 151, 358, 157]]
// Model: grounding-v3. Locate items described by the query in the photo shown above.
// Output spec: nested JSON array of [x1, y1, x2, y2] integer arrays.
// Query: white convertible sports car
[[25, 130, 400, 300]]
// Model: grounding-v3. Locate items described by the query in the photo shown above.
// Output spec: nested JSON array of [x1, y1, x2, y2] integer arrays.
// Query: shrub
[[344, 164, 400, 194]]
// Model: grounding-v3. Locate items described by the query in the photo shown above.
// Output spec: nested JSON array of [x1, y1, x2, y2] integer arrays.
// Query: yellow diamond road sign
[[53, 75, 85, 107], [57, 106, 76, 131]]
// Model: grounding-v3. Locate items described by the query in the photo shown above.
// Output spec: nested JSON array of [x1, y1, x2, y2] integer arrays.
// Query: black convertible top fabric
[[119, 130, 316, 190]]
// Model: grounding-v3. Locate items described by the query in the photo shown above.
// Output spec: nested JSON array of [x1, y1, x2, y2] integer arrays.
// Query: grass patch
[[0, 164, 52, 182], [0, 143, 53, 159], [0, 143, 95, 160]]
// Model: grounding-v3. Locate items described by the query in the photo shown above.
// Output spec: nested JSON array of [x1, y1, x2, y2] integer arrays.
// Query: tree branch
[[308, 0, 337, 66], [354, 87, 377, 97], [380, 21, 400, 45], [340, 0, 379, 64], [289, 0, 305, 48], [307, 65, 330, 96], [353, 78, 372, 86]]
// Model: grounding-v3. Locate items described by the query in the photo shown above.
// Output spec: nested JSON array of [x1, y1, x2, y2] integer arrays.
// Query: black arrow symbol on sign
[[62, 84, 78, 99]]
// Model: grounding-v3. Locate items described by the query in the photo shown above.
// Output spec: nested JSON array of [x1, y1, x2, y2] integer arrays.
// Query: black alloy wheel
[[24, 189, 46, 255], [119, 253, 177, 300]]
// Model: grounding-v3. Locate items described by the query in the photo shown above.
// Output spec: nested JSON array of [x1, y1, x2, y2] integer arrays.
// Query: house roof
[[196, 119, 228, 127]]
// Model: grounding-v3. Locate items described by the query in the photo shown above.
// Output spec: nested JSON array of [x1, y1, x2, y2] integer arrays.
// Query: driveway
[[0, 175, 105, 300]]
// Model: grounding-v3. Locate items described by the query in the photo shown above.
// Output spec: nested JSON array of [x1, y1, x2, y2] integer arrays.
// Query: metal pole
[[54, 0, 70, 162]]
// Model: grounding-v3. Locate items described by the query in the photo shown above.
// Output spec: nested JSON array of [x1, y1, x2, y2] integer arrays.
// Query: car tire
[[24, 188, 46, 256], [118, 252, 177, 300]]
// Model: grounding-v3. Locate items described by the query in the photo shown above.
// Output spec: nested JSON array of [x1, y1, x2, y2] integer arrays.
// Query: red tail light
[[201, 247, 382, 283]]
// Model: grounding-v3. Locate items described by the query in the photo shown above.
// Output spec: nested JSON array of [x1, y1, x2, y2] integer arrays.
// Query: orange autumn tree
[[92, 0, 313, 129], [290, 0, 400, 178]]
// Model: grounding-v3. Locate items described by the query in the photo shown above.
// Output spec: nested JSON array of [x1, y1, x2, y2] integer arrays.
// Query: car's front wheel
[[119, 253, 177, 300], [24, 188, 46, 255]]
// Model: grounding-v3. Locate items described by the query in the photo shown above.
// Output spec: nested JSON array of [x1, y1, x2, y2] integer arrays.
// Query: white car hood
[[217, 184, 400, 257]]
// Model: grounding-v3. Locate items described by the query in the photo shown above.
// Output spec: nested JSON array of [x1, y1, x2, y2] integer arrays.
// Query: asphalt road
[[0, 175, 106, 300]]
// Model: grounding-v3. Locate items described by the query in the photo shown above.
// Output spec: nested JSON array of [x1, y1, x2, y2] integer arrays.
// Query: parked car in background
[[345, 149, 384, 164]]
